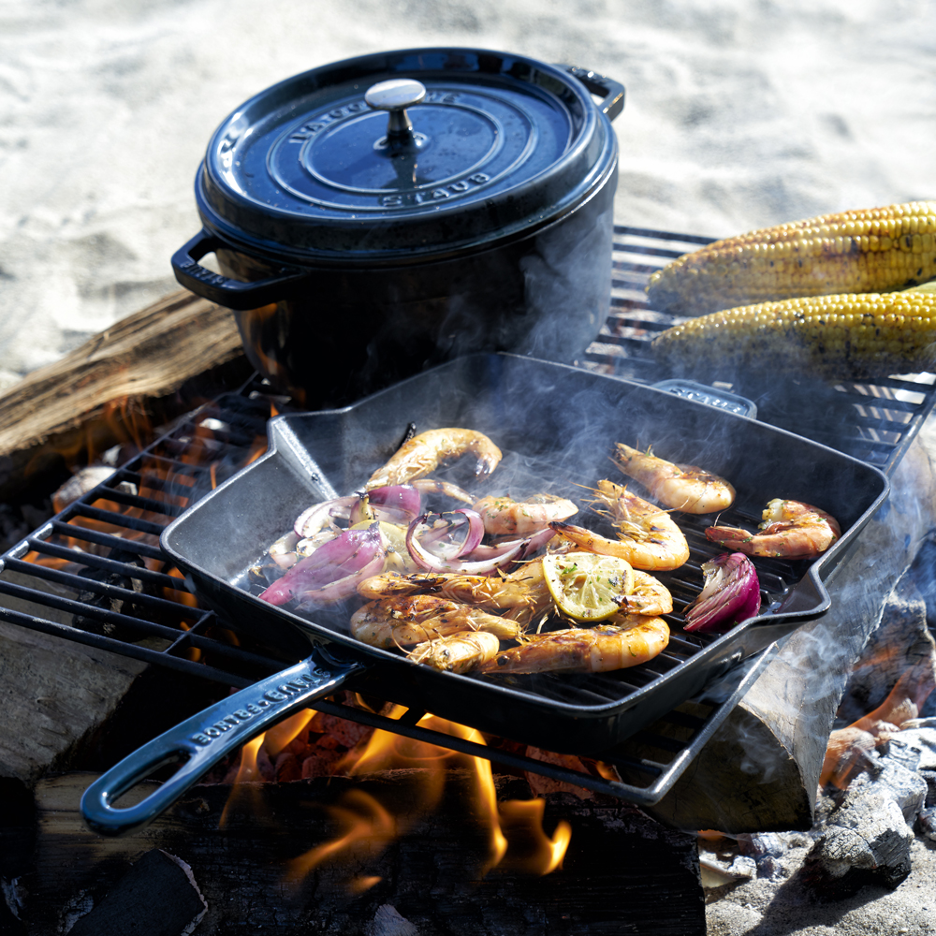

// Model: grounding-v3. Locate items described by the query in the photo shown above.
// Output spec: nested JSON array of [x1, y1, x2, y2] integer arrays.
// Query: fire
[[22, 393, 276, 645], [220, 704, 573, 892], [284, 790, 397, 888], [338, 708, 572, 875], [821, 661, 936, 789], [341, 708, 508, 872]]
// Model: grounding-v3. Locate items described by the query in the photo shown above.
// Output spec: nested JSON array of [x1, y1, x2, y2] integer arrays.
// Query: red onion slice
[[366, 484, 423, 524], [684, 552, 762, 633], [407, 510, 485, 561], [260, 522, 386, 606], [515, 527, 557, 559], [294, 496, 357, 538], [295, 547, 389, 606], [406, 512, 526, 574]]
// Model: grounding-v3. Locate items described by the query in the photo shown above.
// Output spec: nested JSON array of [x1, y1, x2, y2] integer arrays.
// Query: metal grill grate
[[583, 226, 936, 475], [2, 225, 933, 805], [0, 373, 770, 804]]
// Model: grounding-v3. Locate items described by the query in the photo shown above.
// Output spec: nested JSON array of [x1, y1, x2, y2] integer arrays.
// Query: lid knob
[[365, 78, 427, 150]]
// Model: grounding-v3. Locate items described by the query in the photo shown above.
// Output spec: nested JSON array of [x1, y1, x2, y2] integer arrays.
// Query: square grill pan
[[160, 352, 889, 756]]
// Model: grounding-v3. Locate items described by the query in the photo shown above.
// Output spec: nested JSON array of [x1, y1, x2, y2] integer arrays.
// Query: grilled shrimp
[[473, 493, 578, 536], [350, 594, 523, 649], [613, 443, 735, 514], [407, 630, 501, 673], [365, 428, 502, 490], [549, 481, 690, 572], [581, 478, 691, 570], [357, 558, 553, 625], [619, 570, 673, 616], [706, 499, 841, 559], [480, 614, 670, 676], [412, 478, 476, 505]]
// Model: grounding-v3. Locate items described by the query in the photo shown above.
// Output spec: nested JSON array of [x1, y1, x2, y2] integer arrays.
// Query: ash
[[701, 551, 936, 936]]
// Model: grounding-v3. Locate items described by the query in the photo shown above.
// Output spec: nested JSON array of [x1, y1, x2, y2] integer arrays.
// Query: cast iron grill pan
[[82, 353, 887, 835], [169, 352, 887, 723]]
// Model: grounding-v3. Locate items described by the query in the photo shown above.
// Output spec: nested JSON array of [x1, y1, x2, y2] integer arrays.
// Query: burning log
[[801, 743, 928, 895], [822, 547, 936, 789], [0, 288, 250, 501], [19, 771, 707, 935]]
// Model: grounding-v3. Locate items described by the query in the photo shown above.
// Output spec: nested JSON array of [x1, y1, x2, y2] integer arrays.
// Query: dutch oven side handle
[[80, 647, 365, 837], [565, 66, 626, 121], [171, 228, 306, 311]]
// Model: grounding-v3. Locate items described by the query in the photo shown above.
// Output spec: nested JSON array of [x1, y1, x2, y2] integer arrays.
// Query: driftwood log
[[0, 288, 248, 782], [0, 288, 250, 501], [16, 771, 706, 936]]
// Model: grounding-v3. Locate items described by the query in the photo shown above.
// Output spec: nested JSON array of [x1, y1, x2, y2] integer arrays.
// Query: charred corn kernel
[[650, 292, 936, 381], [647, 201, 936, 314]]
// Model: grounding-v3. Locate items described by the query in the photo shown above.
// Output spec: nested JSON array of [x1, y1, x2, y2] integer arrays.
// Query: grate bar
[[0, 573, 202, 638], [67, 503, 176, 535], [19, 541, 188, 592], [46, 521, 167, 561], [0, 604, 266, 688]]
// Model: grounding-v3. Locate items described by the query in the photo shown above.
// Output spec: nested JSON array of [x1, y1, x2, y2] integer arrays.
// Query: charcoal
[[922, 770, 936, 806], [364, 905, 420, 936], [883, 735, 923, 774], [738, 831, 787, 862], [895, 725, 936, 768], [801, 755, 927, 896], [66, 849, 206, 936]]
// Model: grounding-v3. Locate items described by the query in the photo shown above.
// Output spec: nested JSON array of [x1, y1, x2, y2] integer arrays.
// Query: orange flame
[[220, 705, 573, 891], [497, 799, 572, 875], [284, 789, 396, 888], [264, 709, 316, 758]]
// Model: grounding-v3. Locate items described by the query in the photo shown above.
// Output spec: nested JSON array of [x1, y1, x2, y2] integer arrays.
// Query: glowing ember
[[821, 661, 936, 789]]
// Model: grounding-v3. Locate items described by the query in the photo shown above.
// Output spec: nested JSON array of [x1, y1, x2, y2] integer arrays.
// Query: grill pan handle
[[81, 647, 365, 837], [171, 227, 306, 310], [652, 379, 758, 418]]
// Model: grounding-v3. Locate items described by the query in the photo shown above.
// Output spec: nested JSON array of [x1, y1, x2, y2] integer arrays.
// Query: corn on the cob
[[646, 201, 936, 315], [650, 291, 936, 381]]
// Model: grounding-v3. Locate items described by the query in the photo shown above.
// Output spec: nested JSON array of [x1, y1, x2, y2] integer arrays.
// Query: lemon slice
[[542, 552, 636, 622]]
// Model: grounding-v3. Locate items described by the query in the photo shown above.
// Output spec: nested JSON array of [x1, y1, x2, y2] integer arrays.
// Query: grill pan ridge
[[159, 352, 888, 755]]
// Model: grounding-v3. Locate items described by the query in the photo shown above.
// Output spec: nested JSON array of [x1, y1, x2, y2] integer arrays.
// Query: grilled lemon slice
[[542, 552, 635, 622]]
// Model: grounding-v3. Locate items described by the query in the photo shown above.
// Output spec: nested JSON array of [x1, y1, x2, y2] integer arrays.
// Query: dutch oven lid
[[196, 48, 622, 262]]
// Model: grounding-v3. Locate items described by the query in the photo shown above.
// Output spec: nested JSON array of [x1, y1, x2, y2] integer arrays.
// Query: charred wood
[[801, 752, 927, 896], [66, 848, 207, 936], [21, 771, 706, 936]]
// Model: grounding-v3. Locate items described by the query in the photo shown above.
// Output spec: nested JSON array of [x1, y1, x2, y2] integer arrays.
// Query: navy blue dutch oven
[[171, 48, 624, 406]]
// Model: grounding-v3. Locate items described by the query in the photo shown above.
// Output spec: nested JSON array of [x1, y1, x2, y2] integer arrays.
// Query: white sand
[[1, 5, 935, 928], [1, 0, 934, 387]]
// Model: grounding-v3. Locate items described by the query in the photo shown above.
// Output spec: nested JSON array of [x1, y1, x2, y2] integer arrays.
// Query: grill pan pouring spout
[[81, 353, 889, 836]]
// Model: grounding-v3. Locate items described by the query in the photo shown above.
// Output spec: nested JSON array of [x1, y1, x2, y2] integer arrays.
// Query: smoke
[[513, 202, 616, 367], [703, 429, 936, 795]]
